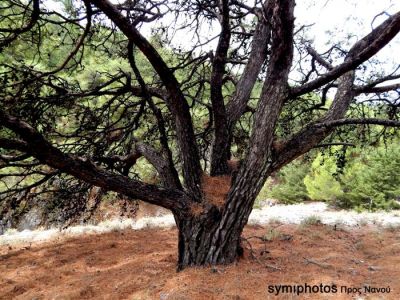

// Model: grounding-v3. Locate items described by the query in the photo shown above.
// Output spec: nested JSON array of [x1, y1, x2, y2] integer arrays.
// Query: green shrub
[[300, 215, 322, 226], [269, 160, 311, 203], [263, 228, 282, 241], [304, 154, 343, 201], [256, 142, 400, 211], [337, 144, 400, 211]]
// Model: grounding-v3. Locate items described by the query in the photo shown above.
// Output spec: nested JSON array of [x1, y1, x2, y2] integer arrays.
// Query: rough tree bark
[[209, 0, 231, 176], [174, 0, 296, 268]]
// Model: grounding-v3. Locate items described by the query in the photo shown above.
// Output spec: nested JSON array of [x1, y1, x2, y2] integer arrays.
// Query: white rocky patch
[[1, 202, 399, 246]]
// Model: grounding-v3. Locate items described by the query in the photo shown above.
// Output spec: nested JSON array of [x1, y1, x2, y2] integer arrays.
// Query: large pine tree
[[1, 0, 400, 269]]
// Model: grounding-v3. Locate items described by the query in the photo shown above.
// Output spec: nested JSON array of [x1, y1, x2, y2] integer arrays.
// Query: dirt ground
[[1, 223, 399, 300]]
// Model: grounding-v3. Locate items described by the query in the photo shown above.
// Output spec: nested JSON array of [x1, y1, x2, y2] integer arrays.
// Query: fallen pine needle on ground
[[1, 224, 399, 299]]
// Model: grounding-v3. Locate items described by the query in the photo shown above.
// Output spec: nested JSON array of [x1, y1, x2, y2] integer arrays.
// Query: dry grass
[[199, 159, 239, 209], [190, 202, 205, 216], [227, 159, 240, 171], [201, 174, 231, 208]]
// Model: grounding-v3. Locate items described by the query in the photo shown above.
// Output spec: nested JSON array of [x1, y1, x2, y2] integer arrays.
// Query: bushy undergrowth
[[259, 143, 400, 211], [269, 160, 310, 204], [337, 145, 400, 211]]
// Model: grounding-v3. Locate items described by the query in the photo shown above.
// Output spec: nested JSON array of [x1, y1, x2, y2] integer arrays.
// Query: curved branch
[[0, 0, 40, 49], [127, 40, 182, 190], [290, 11, 400, 98], [315, 118, 400, 128], [354, 82, 400, 94], [0, 110, 191, 214], [45, 0, 93, 75], [313, 142, 356, 148], [305, 45, 333, 70], [134, 142, 182, 189], [90, 0, 203, 199]]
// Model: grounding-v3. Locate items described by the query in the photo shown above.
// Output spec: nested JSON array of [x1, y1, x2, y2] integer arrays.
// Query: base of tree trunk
[[175, 209, 244, 270]]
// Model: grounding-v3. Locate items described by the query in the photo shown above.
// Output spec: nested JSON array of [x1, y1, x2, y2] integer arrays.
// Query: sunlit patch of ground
[[2, 202, 400, 248], [1, 224, 399, 299]]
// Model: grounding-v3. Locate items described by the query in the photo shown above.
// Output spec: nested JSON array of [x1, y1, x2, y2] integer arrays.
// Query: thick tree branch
[[354, 82, 400, 94], [206, 0, 296, 264], [270, 71, 356, 173], [315, 118, 400, 128], [0, 138, 29, 152], [231, 0, 295, 189], [134, 142, 182, 189], [305, 45, 333, 70], [209, 0, 231, 175], [313, 142, 356, 149], [89, 0, 203, 199], [290, 11, 400, 98], [0, 110, 191, 214], [127, 40, 182, 189], [226, 0, 272, 124], [210, 0, 272, 175], [98, 141, 182, 189]]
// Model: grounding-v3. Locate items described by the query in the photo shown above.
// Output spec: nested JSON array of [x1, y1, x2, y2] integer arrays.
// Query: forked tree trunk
[[175, 145, 279, 270]]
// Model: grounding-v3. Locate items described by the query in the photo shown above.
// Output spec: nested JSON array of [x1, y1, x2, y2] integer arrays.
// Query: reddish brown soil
[[1, 224, 399, 299]]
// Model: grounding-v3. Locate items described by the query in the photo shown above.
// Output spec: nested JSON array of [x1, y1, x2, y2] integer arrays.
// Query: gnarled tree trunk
[[175, 205, 244, 270]]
